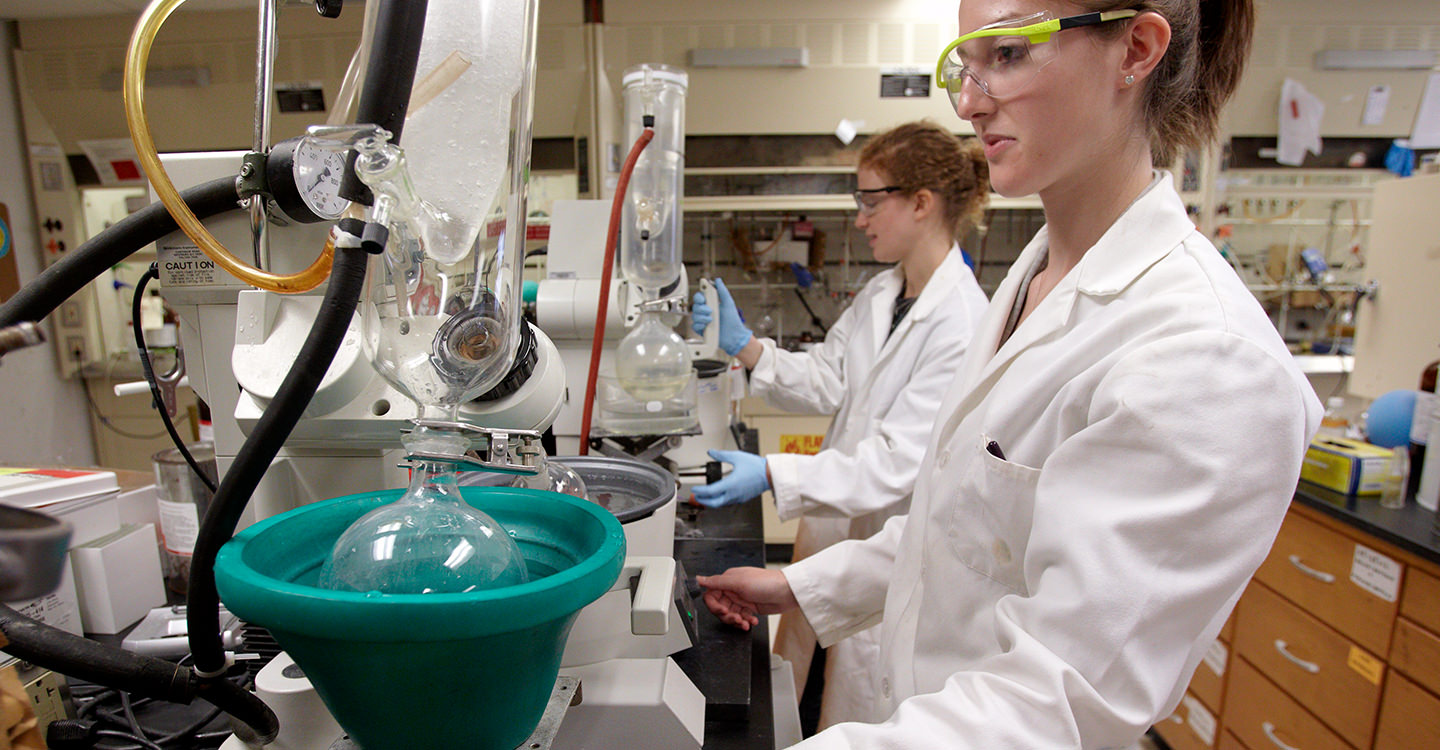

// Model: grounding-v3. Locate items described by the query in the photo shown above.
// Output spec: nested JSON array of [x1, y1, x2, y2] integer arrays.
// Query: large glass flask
[[620, 64, 688, 294], [320, 428, 529, 594], [357, 0, 539, 409], [614, 310, 693, 401]]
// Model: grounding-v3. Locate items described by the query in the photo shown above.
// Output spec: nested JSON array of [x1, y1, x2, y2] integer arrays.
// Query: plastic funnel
[[214, 486, 625, 750]]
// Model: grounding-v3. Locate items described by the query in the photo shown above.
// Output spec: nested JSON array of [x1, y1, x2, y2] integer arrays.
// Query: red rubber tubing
[[578, 126, 655, 455]]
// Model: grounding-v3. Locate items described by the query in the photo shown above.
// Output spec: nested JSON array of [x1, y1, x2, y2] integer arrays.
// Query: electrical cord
[[78, 370, 169, 441], [793, 287, 829, 335], [133, 263, 217, 494]]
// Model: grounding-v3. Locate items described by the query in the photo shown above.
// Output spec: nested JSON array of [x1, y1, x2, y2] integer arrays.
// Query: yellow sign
[[1346, 645, 1384, 685], [778, 434, 825, 455]]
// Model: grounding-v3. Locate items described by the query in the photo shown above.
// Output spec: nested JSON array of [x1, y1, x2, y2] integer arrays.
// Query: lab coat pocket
[[947, 435, 1041, 593]]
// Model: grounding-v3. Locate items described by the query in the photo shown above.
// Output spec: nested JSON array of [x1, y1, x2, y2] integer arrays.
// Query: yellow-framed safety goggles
[[935, 9, 1138, 104]]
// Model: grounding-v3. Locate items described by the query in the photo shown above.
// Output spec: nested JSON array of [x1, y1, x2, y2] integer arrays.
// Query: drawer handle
[[1287, 554, 1335, 583], [1274, 639, 1320, 674], [1262, 721, 1301, 750]]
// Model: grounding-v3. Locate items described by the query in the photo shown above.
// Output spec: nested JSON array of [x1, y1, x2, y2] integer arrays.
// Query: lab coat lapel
[[934, 174, 1194, 439], [865, 266, 904, 363], [874, 246, 962, 364]]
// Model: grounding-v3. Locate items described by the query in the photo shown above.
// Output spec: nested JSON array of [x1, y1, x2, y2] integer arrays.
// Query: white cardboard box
[[70, 523, 166, 635]]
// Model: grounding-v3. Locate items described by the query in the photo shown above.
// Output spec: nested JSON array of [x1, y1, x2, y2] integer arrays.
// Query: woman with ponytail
[[699, 1, 1323, 747]]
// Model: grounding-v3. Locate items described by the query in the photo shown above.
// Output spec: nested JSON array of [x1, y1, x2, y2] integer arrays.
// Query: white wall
[[0, 21, 99, 467]]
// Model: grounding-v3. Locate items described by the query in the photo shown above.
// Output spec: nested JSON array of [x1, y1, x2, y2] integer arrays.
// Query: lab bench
[[1152, 485, 1440, 750]]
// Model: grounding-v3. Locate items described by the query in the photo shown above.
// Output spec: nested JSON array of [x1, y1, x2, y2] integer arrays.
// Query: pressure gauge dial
[[267, 136, 350, 223]]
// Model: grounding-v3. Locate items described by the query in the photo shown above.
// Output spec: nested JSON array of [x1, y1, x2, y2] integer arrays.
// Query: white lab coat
[[751, 246, 988, 728], [783, 175, 1323, 748]]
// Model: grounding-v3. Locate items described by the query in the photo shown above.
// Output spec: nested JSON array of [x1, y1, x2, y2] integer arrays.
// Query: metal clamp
[[403, 420, 543, 475], [637, 293, 688, 314]]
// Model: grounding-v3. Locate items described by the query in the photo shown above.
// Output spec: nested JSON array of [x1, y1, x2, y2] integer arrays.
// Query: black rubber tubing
[[0, 604, 280, 743], [338, 0, 428, 205], [184, 240, 371, 675], [0, 176, 240, 329]]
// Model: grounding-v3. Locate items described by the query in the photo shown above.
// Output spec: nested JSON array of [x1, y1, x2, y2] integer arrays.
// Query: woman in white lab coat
[[698, 1, 1323, 747], [690, 122, 991, 729]]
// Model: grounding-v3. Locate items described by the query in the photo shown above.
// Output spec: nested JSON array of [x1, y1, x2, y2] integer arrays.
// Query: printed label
[[779, 434, 824, 455], [1347, 646, 1384, 685], [157, 498, 201, 554], [158, 241, 237, 288], [1202, 639, 1228, 676], [1350, 544, 1401, 602], [1181, 695, 1216, 746]]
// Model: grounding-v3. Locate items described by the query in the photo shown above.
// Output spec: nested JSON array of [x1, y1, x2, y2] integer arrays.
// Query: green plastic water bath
[[214, 486, 626, 750]]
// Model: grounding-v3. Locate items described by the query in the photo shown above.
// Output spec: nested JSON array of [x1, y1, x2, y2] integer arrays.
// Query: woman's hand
[[696, 566, 799, 631]]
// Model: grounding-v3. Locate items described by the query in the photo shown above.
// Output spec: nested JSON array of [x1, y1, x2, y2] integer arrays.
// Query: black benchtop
[[671, 453, 775, 750], [1294, 483, 1440, 566]]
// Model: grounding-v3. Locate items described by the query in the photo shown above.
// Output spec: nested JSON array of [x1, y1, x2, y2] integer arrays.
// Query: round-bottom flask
[[319, 430, 528, 594], [614, 310, 693, 401]]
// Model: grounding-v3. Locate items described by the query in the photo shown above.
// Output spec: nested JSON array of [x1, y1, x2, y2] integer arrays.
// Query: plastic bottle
[[1318, 397, 1349, 439], [1407, 359, 1438, 500], [1379, 446, 1409, 510]]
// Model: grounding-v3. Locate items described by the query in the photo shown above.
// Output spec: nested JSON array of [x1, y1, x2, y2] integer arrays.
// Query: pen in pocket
[[986, 440, 1006, 460]]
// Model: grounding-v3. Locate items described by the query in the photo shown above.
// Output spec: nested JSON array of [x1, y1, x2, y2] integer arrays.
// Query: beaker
[[151, 443, 218, 595]]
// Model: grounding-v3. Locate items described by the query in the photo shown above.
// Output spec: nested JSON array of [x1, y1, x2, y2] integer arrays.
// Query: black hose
[[338, 0, 429, 205], [0, 605, 279, 743], [0, 604, 194, 704], [0, 176, 240, 329], [133, 264, 216, 493], [185, 241, 371, 675]]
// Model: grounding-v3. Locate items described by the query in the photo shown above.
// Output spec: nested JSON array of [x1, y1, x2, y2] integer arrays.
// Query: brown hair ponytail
[[858, 121, 990, 239], [1079, 0, 1255, 166]]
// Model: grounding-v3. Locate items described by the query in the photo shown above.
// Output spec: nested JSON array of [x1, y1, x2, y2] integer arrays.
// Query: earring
[[1124, 74, 1135, 86]]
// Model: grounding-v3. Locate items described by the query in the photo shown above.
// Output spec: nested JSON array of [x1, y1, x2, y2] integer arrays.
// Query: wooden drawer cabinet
[[1189, 638, 1227, 713], [1388, 617, 1440, 696], [1253, 511, 1399, 656], [1217, 730, 1249, 750], [1234, 582, 1383, 748], [1226, 658, 1351, 750], [1398, 566, 1440, 634], [1374, 672, 1440, 749], [1154, 692, 1218, 750]]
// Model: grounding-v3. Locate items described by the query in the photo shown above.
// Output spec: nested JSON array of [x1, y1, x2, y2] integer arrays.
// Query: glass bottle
[[1406, 359, 1438, 500]]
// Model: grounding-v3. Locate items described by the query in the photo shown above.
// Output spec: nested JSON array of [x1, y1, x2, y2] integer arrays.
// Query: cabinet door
[[1374, 672, 1440, 750], [1253, 511, 1399, 655], [1390, 617, 1440, 696], [1399, 566, 1440, 634], [1234, 583, 1382, 748], [1350, 172, 1440, 399]]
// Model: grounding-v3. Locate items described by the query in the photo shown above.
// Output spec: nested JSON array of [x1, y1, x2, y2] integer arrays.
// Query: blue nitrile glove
[[692, 449, 769, 508], [690, 278, 752, 356]]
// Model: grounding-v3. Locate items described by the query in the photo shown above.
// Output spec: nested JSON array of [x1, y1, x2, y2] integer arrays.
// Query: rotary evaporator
[[537, 64, 739, 482], [0, 1, 705, 749]]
